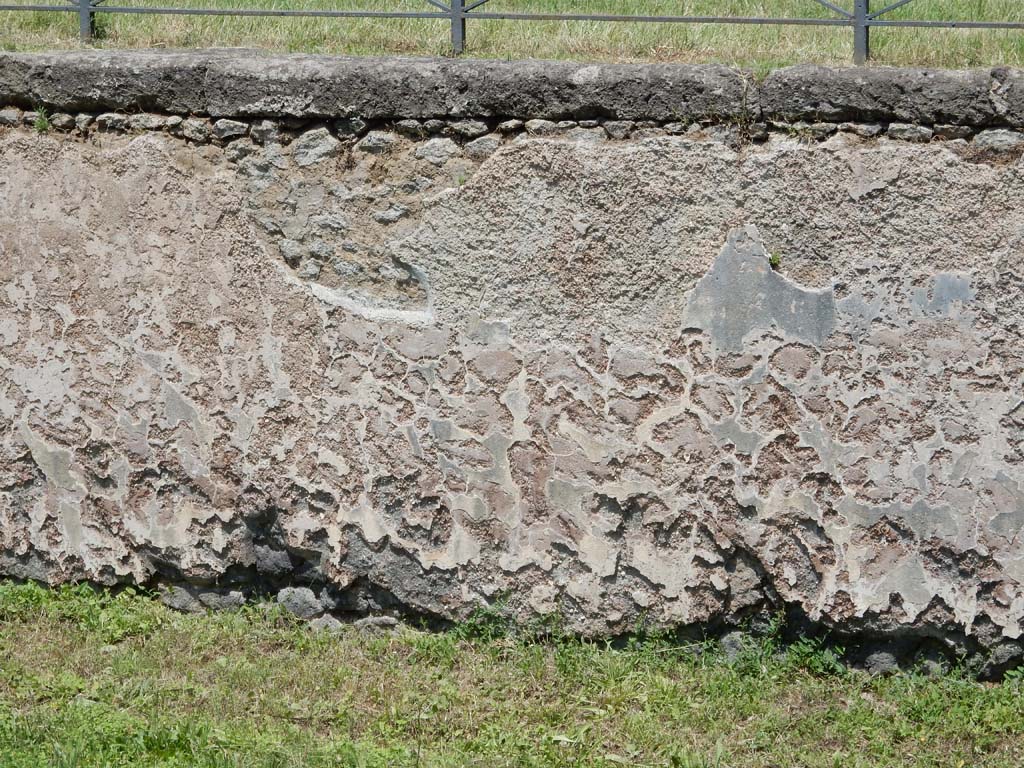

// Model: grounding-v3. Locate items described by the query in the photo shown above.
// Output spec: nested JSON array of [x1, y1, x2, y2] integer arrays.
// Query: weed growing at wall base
[[31, 107, 49, 133], [0, 582, 1022, 766]]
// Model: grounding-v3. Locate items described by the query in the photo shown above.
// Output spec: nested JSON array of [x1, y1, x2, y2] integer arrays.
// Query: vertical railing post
[[450, 0, 465, 54], [853, 0, 870, 65], [78, 0, 94, 43]]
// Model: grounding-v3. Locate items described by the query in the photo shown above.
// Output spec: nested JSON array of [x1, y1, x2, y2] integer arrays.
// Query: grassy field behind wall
[[0, 581, 1023, 767], [1, 0, 1024, 67]]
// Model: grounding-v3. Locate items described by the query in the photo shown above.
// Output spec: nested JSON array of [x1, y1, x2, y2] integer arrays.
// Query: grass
[[0, 582, 1023, 766], [0, 0, 1023, 68], [31, 106, 50, 132]]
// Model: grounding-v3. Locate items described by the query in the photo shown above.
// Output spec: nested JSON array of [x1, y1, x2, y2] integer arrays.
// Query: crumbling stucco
[[1, 102, 1023, 670]]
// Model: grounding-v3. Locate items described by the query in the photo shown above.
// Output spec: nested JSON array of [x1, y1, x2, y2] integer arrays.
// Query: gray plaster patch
[[913, 272, 975, 316], [681, 225, 836, 353]]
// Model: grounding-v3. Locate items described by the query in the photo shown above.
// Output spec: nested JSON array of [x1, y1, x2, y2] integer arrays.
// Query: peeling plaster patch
[[987, 473, 1024, 540], [681, 225, 836, 354], [914, 272, 976, 316], [18, 424, 78, 493], [0, 318, 18, 346], [17, 423, 86, 555], [260, 332, 294, 401], [847, 153, 901, 200], [836, 293, 883, 336], [708, 418, 764, 455], [10, 359, 74, 406], [161, 382, 202, 431], [839, 497, 960, 541]]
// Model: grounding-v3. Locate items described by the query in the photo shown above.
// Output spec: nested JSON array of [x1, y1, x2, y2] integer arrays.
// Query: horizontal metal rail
[[0, 0, 1021, 65], [0, 5, 449, 16]]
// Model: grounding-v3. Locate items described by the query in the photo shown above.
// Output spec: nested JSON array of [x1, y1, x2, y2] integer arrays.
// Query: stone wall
[[1, 51, 1023, 675]]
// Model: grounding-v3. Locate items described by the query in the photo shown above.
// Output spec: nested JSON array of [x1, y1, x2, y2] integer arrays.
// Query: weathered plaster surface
[[1, 120, 1023, 663]]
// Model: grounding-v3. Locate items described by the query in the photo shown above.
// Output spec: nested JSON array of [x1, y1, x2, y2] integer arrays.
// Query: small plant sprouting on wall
[[768, 252, 782, 271], [33, 108, 51, 134]]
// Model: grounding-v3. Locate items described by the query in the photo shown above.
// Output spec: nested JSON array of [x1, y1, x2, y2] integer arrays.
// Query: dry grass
[[1, 0, 1024, 67]]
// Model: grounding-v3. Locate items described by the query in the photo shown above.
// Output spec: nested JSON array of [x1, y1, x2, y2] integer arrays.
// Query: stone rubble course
[[212, 118, 249, 140], [974, 128, 1024, 151], [1, 51, 1023, 128], [290, 127, 342, 166]]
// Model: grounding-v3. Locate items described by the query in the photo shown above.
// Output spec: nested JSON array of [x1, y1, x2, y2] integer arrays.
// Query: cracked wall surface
[[1, 106, 1023, 668]]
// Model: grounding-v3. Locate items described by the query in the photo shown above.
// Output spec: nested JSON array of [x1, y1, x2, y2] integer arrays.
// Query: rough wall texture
[[1, 53, 1024, 673], [2, 50, 1024, 127]]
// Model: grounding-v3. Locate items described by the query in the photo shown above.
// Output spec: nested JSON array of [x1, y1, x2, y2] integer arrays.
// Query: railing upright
[[854, 0, 871, 64], [78, 0, 93, 41], [450, 0, 465, 54]]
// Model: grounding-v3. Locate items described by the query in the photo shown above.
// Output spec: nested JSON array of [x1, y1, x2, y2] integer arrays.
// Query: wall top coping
[[1, 50, 1021, 127]]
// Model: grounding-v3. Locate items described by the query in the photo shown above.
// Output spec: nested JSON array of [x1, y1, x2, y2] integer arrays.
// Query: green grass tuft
[[0, 581, 165, 643], [31, 107, 49, 133], [0, 581, 1022, 766]]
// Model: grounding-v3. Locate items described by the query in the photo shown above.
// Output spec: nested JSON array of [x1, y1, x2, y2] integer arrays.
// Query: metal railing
[[2, 0, 1023, 65]]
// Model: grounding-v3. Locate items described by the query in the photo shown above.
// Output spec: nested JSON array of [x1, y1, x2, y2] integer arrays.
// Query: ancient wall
[[1, 51, 1023, 673]]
